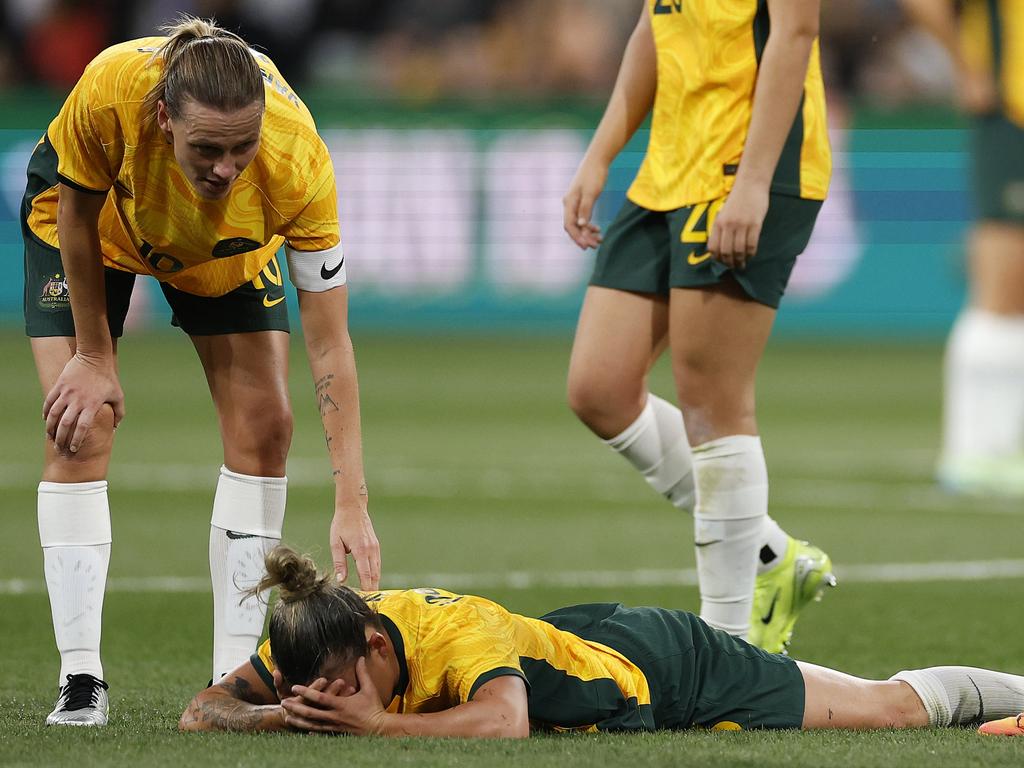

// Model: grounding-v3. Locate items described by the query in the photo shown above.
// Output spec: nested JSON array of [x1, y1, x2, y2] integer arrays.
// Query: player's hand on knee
[[331, 505, 381, 591], [563, 159, 607, 250], [43, 353, 125, 454]]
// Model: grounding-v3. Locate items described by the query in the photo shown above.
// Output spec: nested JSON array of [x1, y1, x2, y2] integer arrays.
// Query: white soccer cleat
[[46, 673, 109, 726]]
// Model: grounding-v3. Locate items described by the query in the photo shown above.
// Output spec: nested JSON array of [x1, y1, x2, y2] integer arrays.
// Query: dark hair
[[253, 545, 379, 686], [142, 15, 265, 123]]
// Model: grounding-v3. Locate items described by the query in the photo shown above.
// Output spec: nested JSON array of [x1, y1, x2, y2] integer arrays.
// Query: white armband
[[285, 242, 346, 292]]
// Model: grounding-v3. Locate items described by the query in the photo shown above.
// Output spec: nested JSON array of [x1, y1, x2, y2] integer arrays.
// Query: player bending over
[[25, 17, 378, 726], [180, 546, 1024, 737]]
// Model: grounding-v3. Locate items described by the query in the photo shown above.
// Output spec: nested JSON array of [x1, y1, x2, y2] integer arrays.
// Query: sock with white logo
[[941, 309, 1024, 474], [604, 397, 790, 582], [210, 465, 286, 681], [38, 481, 112, 686], [891, 667, 1024, 726], [691, 435, 768, 638]]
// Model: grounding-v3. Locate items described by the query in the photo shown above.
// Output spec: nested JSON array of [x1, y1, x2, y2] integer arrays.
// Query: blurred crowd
[[0, 0, 954, 105]]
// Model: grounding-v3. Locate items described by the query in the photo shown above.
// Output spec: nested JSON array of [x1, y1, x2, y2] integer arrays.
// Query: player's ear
[[367, 631, 388, 658], [155, 100, 173, 138]]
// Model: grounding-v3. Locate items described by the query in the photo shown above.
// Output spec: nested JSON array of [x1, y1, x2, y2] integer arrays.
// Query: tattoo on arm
[[219, 675, 255, 702], [315, 373, 340, 417], [193, 697, 269, 731]]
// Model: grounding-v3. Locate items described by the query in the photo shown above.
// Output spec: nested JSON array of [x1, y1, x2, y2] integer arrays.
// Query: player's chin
[[194, 178, 234, 200]]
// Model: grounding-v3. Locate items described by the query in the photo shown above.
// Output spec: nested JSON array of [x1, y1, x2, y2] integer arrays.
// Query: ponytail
[[143, 15, 264, 124]]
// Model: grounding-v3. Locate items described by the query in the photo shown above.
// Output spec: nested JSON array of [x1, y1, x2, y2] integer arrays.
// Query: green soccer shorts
[[971, 113, 1024, 224], [590, 193, 823, 309], [23, 238, 290, 338]]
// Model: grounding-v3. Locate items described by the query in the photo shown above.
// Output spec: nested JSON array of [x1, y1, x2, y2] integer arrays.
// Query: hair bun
[[258, 545, 324, 602]]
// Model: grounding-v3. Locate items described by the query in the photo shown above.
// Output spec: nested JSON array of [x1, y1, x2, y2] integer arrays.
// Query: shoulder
[[76, 37, 164, 104]]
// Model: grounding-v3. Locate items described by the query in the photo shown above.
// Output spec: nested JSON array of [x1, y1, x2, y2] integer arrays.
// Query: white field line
[[3, 559, 1024, 596], [0, 458, 1016, 515]]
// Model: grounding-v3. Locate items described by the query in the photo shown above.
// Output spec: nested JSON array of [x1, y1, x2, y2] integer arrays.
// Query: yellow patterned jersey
[[628, 0, 831, 211], [253, 589, 668, 732], [961, 0, 1024, 127], [25, 37, 339, 297]]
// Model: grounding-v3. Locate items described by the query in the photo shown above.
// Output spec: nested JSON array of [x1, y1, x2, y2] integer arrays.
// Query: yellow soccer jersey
[[252, 588, 656, 732], [26, 37, 339, 297], [628, 0, 831, 211], [961, 0, 1024, 127]]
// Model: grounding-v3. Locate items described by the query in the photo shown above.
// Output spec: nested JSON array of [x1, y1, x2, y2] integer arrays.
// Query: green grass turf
[[1, 329, 1022, 766]]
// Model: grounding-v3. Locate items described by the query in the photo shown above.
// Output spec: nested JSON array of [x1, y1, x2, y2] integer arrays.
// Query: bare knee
[[42, 404, 115, 482], [566, 367, 646, 439], [672, 357, 756, 444], [222, 400, 293, 476]]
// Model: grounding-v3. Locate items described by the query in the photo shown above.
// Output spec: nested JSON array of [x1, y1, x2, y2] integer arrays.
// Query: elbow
[[178, 699, 201, 732], [486, 713, 530, 739]]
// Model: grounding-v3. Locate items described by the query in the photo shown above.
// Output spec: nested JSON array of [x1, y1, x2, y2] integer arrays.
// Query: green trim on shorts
[[590, 194, 822, 309], [971, 113, 1024, 223]]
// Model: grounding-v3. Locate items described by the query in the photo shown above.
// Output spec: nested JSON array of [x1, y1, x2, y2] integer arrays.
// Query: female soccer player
[[902, 0, 1024, 496], [179, 546, 1024, 736], [562, 0, 833, 651], [23, 18, 380, 725]]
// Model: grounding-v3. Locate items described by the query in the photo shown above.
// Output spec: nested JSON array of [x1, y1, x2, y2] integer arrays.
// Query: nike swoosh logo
[[761, 591, 780, 624], [226, 530, 258, 540], [321, 256, 345, 280], [263, 295, 285, 308], [688, 251, 712, 266], [694, 539, 721, 548]]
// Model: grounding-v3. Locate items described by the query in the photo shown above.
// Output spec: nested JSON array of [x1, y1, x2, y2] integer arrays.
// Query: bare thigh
[[970, 221, 1024, 314], [31, 336, 118, 482], [566, 286, 669, 438], [190, 330, 293, 477], [668, 278, 777, 445], [798, 661, 929, 730]]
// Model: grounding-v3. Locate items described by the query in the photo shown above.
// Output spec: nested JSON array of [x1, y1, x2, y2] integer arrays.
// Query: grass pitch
[[1, 329, 1022, 767]]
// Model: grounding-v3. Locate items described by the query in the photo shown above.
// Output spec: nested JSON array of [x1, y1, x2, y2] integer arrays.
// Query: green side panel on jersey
[[519, 656, 656, 732], [751, 0, 804, 196]]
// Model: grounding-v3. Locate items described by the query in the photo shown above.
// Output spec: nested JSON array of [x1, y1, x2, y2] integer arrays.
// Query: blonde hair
[[142, 15, 265, 124], [254, 546, 379, 686]]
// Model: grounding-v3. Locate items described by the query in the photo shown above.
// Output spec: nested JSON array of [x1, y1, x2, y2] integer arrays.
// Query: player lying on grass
[[180, 546, 1024, 737]]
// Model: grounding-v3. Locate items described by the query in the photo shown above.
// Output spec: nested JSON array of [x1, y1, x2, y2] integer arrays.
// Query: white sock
[[603, 394, 696, 512], [38, 481, 112, 686], [692, 435, 768, 637], [604, 397, 789, 578], [942, 309, 1024, 466], [210, 465, 286, 681], [891, 666, 1024, 726]]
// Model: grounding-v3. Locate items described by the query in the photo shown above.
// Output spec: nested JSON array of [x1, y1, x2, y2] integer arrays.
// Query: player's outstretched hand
[[563, 157, 608, 250], [282, 658, 386, 736], [707, 182, 769, 271], [331, 504, 381, 591], [43, 352, 125, 454]]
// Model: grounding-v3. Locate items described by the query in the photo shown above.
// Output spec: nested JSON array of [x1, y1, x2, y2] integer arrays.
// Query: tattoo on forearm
[[190, 697, 269, 731], [314, 373, 340, 417], [359, 482, 368, 497], [219, 675, 253, 702]]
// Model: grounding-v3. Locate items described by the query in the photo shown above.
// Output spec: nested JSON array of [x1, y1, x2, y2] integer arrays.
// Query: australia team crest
[[38, 272, 69, 311]]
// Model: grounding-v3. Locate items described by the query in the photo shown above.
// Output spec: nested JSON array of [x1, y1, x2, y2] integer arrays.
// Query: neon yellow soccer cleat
[[978, 714, 1024, 736], [747, 538, 836, 654]]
